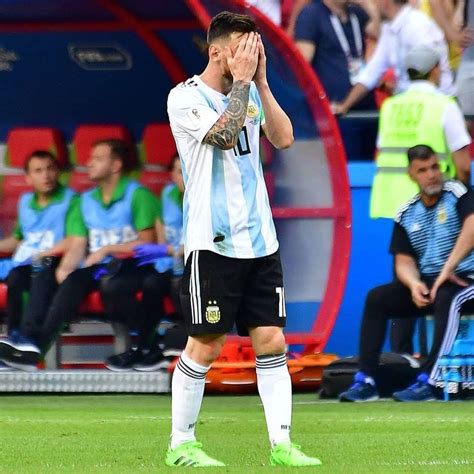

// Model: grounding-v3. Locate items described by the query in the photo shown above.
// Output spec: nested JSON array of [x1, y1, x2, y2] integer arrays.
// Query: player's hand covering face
[[254, 33, 267, 84], [225, 32, 259, 83]]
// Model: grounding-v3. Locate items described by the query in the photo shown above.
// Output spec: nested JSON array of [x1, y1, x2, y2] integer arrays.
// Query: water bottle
[[459, 355, 468, 384], [466, 355, 474, 383], [31, 254, 44, 273], [438, 356, 451, 401], [447, 356, 463, 400]]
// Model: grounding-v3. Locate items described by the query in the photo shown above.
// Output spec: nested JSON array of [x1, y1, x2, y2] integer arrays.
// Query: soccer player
[[165, 11, 321, 467]]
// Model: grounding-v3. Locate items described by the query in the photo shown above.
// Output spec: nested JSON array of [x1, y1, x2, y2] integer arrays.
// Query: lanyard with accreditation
[[330, 13, 364, 84]]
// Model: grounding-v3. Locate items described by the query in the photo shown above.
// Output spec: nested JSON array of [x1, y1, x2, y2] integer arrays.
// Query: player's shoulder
[[443, 180, 468, 199], [394, 193, 421, 223], [168, 76, 206, 111], [169, 76, 201, 98]]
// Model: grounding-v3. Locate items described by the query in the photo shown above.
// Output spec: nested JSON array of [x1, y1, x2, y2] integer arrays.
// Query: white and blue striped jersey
[[167, 75, 278, 261], [394, 180, 474, 277]]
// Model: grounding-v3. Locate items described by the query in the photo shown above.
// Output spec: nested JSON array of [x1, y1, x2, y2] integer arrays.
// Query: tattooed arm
[[203, 32, 258, 150], [203, 80, 250, 150]]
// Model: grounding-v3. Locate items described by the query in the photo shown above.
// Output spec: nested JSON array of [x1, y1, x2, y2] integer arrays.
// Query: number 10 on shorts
[[276, 287, 286, 318]]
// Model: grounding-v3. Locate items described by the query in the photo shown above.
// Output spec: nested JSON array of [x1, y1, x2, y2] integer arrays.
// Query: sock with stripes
[[170, 351, 210, 449], [256, 353, 292, 447]]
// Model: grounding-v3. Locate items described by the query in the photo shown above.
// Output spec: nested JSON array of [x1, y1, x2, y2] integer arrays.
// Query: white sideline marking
[[375, 459, 473, 467]]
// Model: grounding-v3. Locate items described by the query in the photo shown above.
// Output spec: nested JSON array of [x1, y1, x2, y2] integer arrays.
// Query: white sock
[[170, 351, 210, 449], [256, 353, 292, 447]]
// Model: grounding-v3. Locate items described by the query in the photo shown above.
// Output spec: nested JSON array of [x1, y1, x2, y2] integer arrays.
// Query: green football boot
[[165, 441, 225, 467], [270, 442, 322, 467]]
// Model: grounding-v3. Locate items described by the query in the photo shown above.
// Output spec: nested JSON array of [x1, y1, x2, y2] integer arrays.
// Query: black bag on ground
[[320, 352, 421, 398]]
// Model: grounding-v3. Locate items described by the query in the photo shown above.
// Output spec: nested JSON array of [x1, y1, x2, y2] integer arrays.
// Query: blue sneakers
[[339, 371, 379, 402], [392, 373, 436, 402], [0, 332, 41, 371]]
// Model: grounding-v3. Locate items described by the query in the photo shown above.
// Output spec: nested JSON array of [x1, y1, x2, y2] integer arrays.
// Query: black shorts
[[180, 250, 286, 336]]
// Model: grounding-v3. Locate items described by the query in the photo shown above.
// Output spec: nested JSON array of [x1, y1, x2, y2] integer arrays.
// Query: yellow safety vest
[[370, 89, 455, 219]]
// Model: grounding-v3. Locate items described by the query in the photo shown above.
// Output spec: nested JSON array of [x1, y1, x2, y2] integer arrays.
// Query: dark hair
[[408, 59, 439, 81], [407, 68, 432, 81], [24, 150, 57, 172], [93, 138, 134, 172], [207, 11, 257, 44], [394, 0, 408, 4], [407, 144, 436, 164]]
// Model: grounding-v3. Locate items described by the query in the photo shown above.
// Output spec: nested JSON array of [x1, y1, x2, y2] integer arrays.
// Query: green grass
[[0, 393, 473, 473]]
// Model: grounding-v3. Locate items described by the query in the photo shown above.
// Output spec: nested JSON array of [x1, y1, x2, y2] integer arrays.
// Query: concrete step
[[0, 369, 170, 393]]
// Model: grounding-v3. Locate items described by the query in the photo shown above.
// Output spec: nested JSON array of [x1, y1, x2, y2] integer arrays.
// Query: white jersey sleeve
[[167, 75, 278, 260], [167, 83, 219, 144]]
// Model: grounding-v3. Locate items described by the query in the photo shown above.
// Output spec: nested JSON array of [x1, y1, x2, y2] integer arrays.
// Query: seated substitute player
[[339, 144, 474, 402], [104, 155, 185, 371], [0, 150, 78, 367], [165, 11, 321, 467], [0, 139, 159, 370]]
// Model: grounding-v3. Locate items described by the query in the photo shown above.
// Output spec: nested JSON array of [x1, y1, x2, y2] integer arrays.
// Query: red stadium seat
[[68, 170, 94, 193], [264, 171, 275, 204], [260, 136, 275, 166], [141, 123, 176, 167], [0, 282, 7, 309], [0, 175, 33, 236], [469, 141, 474, 160], [72, 124, 136, 167], [138, 170, 171, 196], [5, 127, 68, 168], [79, 290, 175, 316], [79, 291, 105, 313]]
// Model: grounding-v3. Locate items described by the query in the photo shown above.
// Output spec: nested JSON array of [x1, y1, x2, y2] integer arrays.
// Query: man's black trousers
[[359, 279, 474, 377]]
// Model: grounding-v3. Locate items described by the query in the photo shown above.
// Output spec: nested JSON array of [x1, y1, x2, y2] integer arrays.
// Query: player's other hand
[[227, 32, 259, 83], [411, 281, 431, 308], [254, 33, 267, 85], [430, 272, 469, 302]]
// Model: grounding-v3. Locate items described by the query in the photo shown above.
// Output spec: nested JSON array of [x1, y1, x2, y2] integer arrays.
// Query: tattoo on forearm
[[203, 80, 250, 149]]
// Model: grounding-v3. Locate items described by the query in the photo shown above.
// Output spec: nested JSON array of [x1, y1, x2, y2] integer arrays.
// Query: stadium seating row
[[0, 124, 177, 236], [4, 124, 176, 169]]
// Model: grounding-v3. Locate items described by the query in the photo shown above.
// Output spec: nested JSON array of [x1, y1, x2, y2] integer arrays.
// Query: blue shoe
[[392, 373, 436, 402], [8, 329, 20, 343], [339, 371, 379, 402], [0, 333, 41, 367]]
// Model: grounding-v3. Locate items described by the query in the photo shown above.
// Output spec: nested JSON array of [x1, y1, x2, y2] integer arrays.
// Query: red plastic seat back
[[0, 175, 33, 235], [68, 171, 94, 193], [72, 125, 136, 167], [138, 170, 171, 197], [141, 123, 176, 167], [6, 127, 68, 168]]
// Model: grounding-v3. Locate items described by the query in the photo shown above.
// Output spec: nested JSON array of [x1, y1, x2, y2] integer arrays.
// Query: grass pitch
[[0, 393, 473, 473]]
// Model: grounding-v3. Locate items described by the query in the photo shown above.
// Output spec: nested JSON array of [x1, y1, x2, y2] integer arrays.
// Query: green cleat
[[270, 442, 322, 467], [165, 441, 226, 467]]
